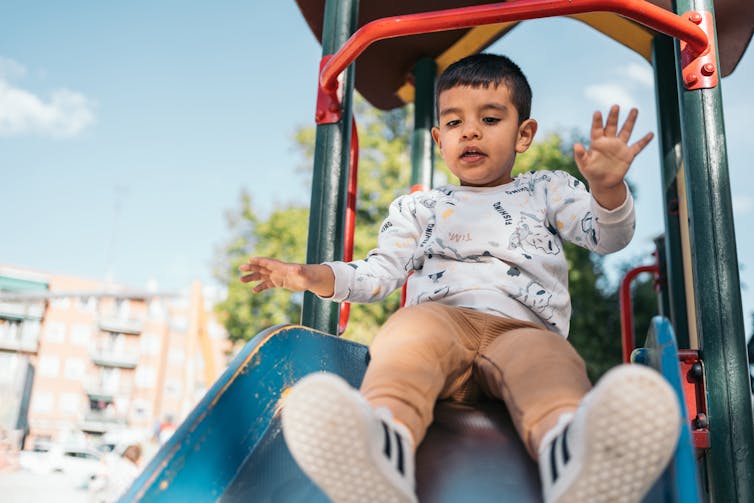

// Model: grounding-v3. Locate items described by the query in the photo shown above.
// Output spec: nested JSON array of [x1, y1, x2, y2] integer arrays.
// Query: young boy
[[240, 54, 680, 503]]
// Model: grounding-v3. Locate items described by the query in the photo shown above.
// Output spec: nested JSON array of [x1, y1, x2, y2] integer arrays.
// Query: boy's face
[[432, 84, 537, 187]]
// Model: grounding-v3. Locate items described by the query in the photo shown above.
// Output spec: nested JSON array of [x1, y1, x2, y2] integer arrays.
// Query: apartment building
[[0, 265, 230, 450]]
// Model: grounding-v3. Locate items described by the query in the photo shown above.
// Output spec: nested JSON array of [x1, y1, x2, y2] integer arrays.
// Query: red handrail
[[620, 264, 659, 363], [338, 118, 359, 335], [319, 0, 709, 94]]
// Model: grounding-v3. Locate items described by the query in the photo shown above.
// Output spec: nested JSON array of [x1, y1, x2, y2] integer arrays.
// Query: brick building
[[0, 265, 230, 450]]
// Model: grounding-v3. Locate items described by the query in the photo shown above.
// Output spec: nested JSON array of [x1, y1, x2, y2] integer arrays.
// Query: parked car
[[47, 445, 102, 486]]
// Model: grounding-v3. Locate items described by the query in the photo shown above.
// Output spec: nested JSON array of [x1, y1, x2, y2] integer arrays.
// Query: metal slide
[[121, 321, 697, 502]]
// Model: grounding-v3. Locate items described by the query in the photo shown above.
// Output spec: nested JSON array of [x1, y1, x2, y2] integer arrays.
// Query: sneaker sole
[[552, 365, 681, 503], [282, 373, 416, 503]]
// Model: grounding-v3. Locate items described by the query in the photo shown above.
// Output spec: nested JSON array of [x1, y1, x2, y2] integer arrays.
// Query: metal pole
[[672, 1, 754, 500], [410, 57, 437, 189], [301, 0, 359, 333], [651, 35, 690, 347]]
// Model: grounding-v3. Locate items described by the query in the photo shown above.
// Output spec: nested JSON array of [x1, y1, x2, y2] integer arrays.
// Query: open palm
[[574, 105, 653, 192]]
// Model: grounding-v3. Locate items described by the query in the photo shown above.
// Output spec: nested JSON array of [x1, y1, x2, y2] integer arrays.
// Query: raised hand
[[574, 105, 653, 209], [239, 257, 334, 297]]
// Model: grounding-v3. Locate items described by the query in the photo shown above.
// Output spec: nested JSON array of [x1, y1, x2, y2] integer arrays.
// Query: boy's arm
[[239, 258, 334, 298], [574, 105, 653, 210]]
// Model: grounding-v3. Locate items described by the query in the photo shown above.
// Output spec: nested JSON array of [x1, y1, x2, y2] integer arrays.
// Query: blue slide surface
[[121, 321, 696, 502]]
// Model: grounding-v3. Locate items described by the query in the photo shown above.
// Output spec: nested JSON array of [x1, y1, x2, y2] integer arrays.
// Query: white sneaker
[[539, 364, 681, 503], [282, 372, 417, 503]]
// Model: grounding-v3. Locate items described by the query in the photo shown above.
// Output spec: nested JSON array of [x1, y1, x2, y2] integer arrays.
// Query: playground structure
[[122, 1, 754, 502]]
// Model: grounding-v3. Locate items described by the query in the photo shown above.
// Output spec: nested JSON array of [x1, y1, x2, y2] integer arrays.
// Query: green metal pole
[[671, 1, 754, 500], [651, 35, 690, 347], [301, 0, 358, 333], [410, 57, 437, 189]]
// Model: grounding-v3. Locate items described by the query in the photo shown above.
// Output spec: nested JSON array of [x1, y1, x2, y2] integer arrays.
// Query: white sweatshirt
[[324, 170, 635, 337]]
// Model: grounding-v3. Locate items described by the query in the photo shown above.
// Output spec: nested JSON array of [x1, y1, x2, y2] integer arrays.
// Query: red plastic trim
[[316, 55, 344, 125], [316, 0, 709, 122], [680, 11, 718, 90], [338, 118, 359, 335], [678, 350, 710, 449], [620, 264, 659, 363]]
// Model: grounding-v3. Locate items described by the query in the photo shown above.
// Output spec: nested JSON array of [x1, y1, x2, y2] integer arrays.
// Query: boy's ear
[[516, 119, 538, 153], [431, 126, 442, 149]]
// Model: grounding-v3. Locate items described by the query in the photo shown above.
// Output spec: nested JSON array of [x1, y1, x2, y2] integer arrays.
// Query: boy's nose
[[461, 124, 481, 140]]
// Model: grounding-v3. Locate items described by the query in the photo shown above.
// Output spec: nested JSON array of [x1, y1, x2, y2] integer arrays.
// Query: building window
[[165, 379, 182, 397], [115, 299, 130, 319], [38, 355, 60, 377], [44, 322, 66, 344], [70, 324, 91, 346], [21, 320, 41, 340], [171, 316, 188, 333], [140, 332, 161, 356], [97, 367, 121, 393], [59, 393, 80, 415], [31, 392, 53, 413], [0, 319, 21, 341], [149, 300, 164, 318], [77, 296, 97, 312], [134, 365, 156, 388], [168, 348, 185, 365], [64, 358, 86, 380], [50, 297, 70, 309], [131, 399, 151, 421], [102, 332, 124, 353]]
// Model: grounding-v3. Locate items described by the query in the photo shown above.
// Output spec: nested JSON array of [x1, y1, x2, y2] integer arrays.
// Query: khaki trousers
[[360, 302, 591, 457]]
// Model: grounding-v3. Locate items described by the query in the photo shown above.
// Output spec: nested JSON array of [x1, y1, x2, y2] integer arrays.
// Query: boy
[[240, 54, 680, 503]]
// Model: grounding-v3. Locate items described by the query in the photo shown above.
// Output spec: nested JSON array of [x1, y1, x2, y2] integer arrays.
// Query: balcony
[[90, 348, 139, 368], [99, 316, 143, 335], [0, 333, 39, 353], [80, 409, 128, 433], [85, 380, 133, 400], [0, 301, 45, 320]]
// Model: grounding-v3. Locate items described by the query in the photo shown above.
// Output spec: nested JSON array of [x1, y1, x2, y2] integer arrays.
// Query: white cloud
[[0, 56, 95, 138], [583, 83, 637, 110], [618, 62, 654, 88], [733, 195, 754, 216], [0, 56, 27, 80]]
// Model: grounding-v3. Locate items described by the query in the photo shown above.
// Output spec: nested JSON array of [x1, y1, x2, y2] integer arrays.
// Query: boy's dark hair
[[435, 53, 532, 123]]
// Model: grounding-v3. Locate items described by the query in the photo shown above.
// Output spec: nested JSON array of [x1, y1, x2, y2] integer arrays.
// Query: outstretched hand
[[239, 257, 335, 298], [574, 105, 653, 209]]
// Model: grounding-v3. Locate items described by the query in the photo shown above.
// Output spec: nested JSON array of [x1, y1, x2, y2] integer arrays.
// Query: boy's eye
[[445, 119, 461, 128], [482, 117, 501, 124]]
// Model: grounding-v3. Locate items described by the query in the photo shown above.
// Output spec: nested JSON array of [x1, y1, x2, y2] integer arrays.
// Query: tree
[[214, 98, 412, 345], [215, 102, 657, 380]]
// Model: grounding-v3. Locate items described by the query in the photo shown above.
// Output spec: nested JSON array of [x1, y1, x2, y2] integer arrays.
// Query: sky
[[1, 2, 753, 332]]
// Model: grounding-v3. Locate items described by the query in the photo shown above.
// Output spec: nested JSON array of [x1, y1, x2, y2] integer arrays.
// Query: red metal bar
[[319, 0, 709, 95], [338, 118, 359, 335], [678, 350, 710, 449], [620, 264, 659, 363]]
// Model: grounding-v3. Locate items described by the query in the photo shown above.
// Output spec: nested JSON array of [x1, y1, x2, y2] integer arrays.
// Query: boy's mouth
[[460, 147, 486, 160]]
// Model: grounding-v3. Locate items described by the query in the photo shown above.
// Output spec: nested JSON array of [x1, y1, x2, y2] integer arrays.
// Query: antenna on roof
[[105, 184, 128, 285]]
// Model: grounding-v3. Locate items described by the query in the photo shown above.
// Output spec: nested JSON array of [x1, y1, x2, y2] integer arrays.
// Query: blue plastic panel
[[121, 325, 369, 502]]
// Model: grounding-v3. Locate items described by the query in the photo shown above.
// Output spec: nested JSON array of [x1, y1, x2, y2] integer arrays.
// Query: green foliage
[[214, 191, 308, 343], [215, 103, 657, 380]]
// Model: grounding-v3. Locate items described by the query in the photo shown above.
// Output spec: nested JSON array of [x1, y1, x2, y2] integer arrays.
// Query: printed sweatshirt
[[324, 170, 635, 337]]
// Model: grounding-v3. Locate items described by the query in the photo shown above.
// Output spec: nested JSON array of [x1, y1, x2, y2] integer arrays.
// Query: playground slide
[[121, 322, 696, 502]]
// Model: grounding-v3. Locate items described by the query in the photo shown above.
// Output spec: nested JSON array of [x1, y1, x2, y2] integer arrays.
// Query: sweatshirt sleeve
[[545, 170, 635, 254], [320, 193, 427, 303]]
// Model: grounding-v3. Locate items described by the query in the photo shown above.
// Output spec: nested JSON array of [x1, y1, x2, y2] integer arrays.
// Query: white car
[[46, 445, 102, 486]]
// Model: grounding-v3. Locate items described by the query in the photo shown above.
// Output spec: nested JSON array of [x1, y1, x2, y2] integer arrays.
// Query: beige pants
[[360, 302, 591, 458]]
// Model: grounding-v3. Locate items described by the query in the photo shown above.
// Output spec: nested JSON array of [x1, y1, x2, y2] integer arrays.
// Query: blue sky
[[2, 3, 753, 332]]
